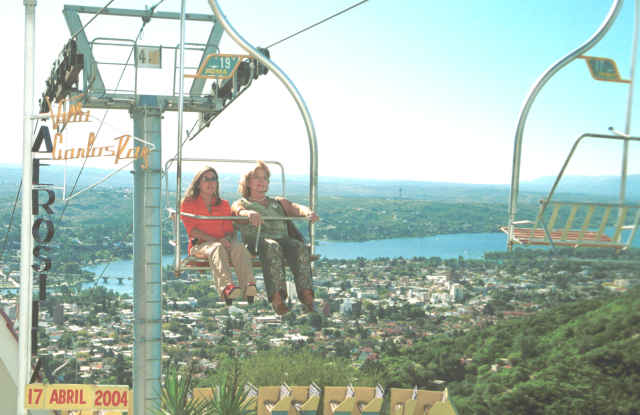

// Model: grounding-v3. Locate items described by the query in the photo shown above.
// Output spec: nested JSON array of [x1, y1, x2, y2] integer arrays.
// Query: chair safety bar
[[167, 208, 313, 274], [163, 158, 295, 276]]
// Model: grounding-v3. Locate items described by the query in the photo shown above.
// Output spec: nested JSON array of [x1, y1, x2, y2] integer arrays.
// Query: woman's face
[[248, 168, 269, 196], [197, 170, 218, 199]]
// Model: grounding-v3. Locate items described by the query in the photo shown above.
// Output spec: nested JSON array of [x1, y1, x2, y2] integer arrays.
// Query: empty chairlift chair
[[504, 132, 640, 251]]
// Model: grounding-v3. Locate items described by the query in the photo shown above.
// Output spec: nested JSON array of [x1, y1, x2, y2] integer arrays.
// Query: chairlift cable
[[0, 121, 40, 262], [70, 0, 117, 39], [265, 0, 369, 49], [173, 1, 366, 151], [183, 79, 254, 143], [93, 262, 111, 288], [0, 181, 22, 263], [70, 0, 166, 39]]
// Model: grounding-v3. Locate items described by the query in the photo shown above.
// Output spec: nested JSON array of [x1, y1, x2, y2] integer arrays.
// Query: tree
[[153, 364, 209, 415], [204, 362, 255, 415], [310, 312, 323, 330], [517, 334, 538, 360], [113, 353, 132, 387], [58, 332, 75, 349], [223, 318, 233, 337], [483, 302, 495, 316]]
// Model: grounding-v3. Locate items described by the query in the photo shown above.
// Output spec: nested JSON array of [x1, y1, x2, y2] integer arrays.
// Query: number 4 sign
[[136, 45, 162, 68]]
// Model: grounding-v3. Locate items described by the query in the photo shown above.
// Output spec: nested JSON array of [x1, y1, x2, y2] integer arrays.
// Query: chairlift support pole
[[18, 2, 37, 414], [131, 102, 163, 415], [175, 0, 186, 281], [61, 5, 228, 414], [507, 0, 623, 251]]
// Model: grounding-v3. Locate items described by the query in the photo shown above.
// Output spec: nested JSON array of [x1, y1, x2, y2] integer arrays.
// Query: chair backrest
[[528, 199, 640, 249]]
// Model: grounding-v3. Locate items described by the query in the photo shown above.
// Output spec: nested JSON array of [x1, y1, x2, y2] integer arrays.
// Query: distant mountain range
[[519, 175, 640, 200], [1, 164, 637, 202]]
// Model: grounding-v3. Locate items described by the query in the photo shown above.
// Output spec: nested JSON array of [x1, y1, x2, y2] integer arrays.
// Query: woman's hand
[[220, 238, 231, 250], [306, 210, 319, 223], [246, 210, 262, 227]]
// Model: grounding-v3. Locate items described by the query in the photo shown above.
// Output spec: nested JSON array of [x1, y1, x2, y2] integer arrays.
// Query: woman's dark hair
[[181, 166, 221, 206]]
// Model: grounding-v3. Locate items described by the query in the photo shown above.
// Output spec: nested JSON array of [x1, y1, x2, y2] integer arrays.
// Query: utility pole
[[18, 0, 37, 414]]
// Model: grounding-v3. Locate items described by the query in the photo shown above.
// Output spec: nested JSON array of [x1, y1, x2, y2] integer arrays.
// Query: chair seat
[[501, 226, 618, 248]]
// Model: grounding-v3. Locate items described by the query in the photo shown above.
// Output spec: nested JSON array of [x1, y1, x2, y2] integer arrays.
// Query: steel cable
[[266, 0, 369, 49]]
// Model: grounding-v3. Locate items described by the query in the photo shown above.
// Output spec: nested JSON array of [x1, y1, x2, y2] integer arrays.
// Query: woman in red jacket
[[181, 166, 255, 304]]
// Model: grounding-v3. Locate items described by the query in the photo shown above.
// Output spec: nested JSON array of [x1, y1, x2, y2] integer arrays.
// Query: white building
[[449, 283, 464, 303], [614, 279, 630, 288]]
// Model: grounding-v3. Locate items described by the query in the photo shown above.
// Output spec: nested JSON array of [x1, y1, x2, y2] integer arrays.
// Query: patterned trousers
[[190, 239, 255, 296], [255, 236, 313, 302]]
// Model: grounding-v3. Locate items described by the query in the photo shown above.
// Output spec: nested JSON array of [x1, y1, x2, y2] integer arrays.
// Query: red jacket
[[180, 197, 233, 253]]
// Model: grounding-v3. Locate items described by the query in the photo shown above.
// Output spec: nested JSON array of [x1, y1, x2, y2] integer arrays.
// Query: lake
[[83, 230, 639, 294], [315, 233, 508, 259]]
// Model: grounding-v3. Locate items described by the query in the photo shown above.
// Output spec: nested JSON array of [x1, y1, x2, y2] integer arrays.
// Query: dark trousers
[[255, 236, 313, 301]]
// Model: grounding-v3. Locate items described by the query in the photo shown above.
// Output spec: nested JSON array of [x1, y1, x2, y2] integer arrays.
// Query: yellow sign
[[25, 384, 130, 411], [45, 95, 91, 131], [579, 55, 630, 83], [185, 53, 250, 79], [38, 95, 152, 169], [51, 132, 150, 169]]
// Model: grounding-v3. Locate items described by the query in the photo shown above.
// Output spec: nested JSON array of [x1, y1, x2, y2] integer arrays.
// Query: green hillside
[[365, 286, 640, 414]]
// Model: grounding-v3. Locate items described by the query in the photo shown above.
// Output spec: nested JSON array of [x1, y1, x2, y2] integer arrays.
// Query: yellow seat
[[503, 200, 639, 250]]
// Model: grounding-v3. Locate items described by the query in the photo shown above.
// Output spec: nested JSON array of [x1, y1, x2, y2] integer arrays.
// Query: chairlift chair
[[505, 1, 640, 253], [503, 132, 640, 250], [164, 158, 317, 279]]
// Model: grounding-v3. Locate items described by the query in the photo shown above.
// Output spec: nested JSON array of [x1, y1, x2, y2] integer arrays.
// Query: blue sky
[[4, 0, 639, 184]]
